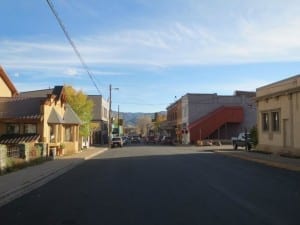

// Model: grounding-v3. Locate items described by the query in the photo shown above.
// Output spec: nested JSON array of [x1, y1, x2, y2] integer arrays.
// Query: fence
[[0, 143, 47, 172]]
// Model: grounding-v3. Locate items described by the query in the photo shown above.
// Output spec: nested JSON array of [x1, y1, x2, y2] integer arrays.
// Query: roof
[[0, 97, 43, 120], [48, 108, 64, 124], [47, 104, 81, 125], [19, 89, 53, 98], [256, 74, 300, 99], [20, 86, 64, 102], [63, 104, 82, 124], [0, 66, 18, 96], [0, 134, 40, 144]]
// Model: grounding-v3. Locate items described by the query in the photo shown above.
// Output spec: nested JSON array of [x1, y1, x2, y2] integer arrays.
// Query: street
[[1, 145, 300, 225]]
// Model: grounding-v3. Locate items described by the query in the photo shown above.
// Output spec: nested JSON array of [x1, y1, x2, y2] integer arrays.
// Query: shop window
[[7, 123, 20, 134], [49, 125, 55, 143], [262, 113, 269, 131], [7, 145, 20, 158], [64, 125, 73, 142], [271, 111, 280, 131], [24, 124, 37, 134]]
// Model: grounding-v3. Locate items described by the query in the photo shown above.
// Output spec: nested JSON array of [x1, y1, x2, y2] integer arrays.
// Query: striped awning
[[0, 134, 40, 144]]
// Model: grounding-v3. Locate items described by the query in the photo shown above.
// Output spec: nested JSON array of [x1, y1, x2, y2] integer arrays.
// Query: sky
[[1, 0, 300, 113]]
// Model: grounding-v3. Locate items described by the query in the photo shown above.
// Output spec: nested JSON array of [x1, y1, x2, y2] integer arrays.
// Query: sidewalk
[[216, 148, 300, 172], [0, 147, 107, 207]]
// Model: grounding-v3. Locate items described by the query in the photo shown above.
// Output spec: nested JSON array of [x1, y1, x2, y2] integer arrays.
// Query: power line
[[46, 0, 101, 95]]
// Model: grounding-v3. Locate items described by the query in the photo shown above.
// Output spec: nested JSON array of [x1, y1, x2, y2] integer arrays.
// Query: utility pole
[[108, 84, 112, 148], [117, 105, 120, 136], [108, 84, 119, 148]]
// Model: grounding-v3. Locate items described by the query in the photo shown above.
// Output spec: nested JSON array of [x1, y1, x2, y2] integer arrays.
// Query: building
[[256, 75, 300, 156], [0, 67, 18, 97], [166, 91, 256, 144], [0, 67, 81, 166], [88, 95, 109, 145]]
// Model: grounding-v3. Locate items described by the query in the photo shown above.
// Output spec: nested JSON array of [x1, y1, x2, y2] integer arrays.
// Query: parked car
[[111, 137, 123, 148], [122, 136, 129, 145], [146, 136, 156, 144], [161, 136, 173, 145], [131, 136, 141, 144], [232, 132, 252, 150]]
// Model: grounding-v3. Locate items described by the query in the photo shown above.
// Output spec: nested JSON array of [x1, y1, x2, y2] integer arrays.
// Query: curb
[[0, 148, 108, 207], [217, 151, 300, 172], [84, 148, 108, 160]]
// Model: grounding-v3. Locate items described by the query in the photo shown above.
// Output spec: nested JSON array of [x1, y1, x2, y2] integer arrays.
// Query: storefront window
[[262, 113, 269, 131], [64, 125, 73, 142], [24, 124, 37, 134], [272, 111, 280, 131], [7, 123, 20, 134], [49, 125, 55, 143]]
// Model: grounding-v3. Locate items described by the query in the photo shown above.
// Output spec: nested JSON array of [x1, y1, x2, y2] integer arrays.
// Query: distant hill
[[112, 111, 166, 126]]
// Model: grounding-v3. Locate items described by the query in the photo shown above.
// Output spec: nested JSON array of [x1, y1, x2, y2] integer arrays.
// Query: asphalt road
[[1, 146, 300, 225]]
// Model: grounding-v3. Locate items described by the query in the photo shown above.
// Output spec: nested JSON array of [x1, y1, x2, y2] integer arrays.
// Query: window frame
[[271, 111, 280, 132], [24, 123, 37, 134], [262, 112, 269, 132], [64, 125, 73, 142], [6, 123, 20, 134]]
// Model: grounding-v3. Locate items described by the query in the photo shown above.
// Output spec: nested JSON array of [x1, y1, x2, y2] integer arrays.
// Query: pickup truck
[[232, 132, 252, 150]]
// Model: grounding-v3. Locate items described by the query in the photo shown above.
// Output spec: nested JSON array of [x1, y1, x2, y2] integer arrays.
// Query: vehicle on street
[[232, 132, 252, 150], [131, 136, 141, 144], [121, 136, 129, 145], [161, 136, 173, 145], [146, 136, 157, 144], [111, 137, 123, 148]]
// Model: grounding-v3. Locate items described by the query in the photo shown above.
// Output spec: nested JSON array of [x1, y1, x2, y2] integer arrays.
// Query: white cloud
[[64, 68, 79, 76], [2, 1, 300, 73]]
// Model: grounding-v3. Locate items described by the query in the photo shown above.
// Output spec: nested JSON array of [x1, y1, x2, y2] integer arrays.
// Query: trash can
[[50, 147, 56, 160]]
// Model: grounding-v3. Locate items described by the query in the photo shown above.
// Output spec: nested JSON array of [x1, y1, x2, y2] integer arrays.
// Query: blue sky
[[1, 0, 300, 112]]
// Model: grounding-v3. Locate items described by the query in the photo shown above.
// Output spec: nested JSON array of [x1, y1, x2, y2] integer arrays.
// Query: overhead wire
[[46, 0, 102, 95]]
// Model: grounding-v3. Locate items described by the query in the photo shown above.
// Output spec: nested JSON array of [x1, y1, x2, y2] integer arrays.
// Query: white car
[[111, 137, 123, 148]]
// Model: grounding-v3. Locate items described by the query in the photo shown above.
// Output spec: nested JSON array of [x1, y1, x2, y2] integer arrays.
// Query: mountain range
[[112, 111, 166, 126]]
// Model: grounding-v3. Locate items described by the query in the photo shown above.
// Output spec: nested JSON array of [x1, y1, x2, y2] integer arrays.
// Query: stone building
[[256, 75, 300, 156]]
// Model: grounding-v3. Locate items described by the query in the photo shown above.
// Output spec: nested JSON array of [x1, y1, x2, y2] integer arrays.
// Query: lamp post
[[108, 84, 119, 148]]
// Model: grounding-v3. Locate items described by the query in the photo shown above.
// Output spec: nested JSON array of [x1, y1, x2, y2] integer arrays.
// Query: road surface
[[1, 146, 300, 225]]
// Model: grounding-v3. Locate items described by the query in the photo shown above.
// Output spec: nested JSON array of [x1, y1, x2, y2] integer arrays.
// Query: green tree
[[153, 113, 166, 133], [64, 86, 94, 137], [250, 125, 258, 147]]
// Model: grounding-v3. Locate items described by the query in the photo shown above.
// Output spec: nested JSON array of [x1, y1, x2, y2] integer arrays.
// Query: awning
[[0, 134, 40, 144]]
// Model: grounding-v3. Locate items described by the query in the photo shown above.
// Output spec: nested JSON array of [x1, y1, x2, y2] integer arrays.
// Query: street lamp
[[108, 84, 119, 148]]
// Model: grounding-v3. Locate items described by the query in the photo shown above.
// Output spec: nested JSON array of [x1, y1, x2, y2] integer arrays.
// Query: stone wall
[[0, 144, 7, 171]]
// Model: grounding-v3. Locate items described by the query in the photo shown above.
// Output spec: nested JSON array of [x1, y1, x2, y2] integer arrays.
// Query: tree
[[153, 113, 166, 133], [64, 86, 94, 138], [250, 125, 258, 147], [136, 116, 152, 136]]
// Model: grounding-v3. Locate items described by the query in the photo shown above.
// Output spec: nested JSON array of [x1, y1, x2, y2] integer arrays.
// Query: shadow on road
[[1, 147, 300, 225]]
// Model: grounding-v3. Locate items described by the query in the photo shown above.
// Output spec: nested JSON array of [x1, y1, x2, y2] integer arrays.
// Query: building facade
[[166, 98, 182, 142], [166, 91, 256, 144], [0, 68, 81, 162], [256, 75, 300, 156], [88, 95, 109, 145], [0, 67, 18, 97]]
